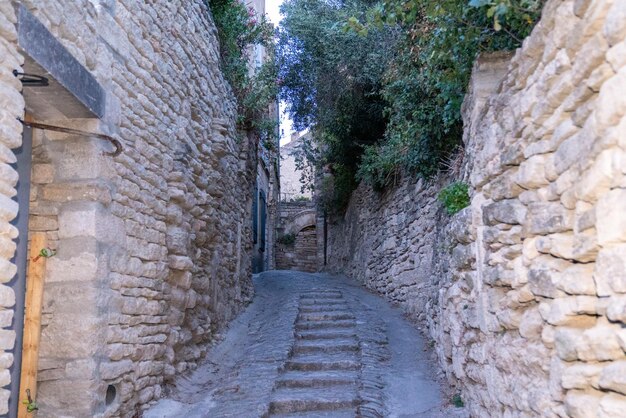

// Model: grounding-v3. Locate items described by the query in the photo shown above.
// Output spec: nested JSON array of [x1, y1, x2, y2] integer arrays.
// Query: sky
[[266, 0, 296, 145]]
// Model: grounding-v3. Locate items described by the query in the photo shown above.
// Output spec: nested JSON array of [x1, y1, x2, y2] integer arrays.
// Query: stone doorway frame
[[8, 5, 108, 416]]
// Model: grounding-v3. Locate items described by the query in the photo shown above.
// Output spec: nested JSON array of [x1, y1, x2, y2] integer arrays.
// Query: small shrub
[[438, 182, 470, 215], [452, 393, 464, 408], [292, 195, 311, 202], [278, 233, 296, 246]]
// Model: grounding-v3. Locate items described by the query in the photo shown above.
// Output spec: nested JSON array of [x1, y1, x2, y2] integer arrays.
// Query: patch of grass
[[452, 393, 464, 408], [438, 182, 470, 215]]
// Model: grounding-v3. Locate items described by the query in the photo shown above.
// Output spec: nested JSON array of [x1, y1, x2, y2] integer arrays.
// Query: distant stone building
[[275, 201, 322, 273], [0, 1, 263, 417], [275, 132, 323, 272], [279, 131, 313, 202]]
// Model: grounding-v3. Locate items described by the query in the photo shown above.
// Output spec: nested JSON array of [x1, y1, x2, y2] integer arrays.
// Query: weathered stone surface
[[596, 188, 626, 245], [324, 1, 626, 415], [483, 199, 527, 226], [0, 0, 262, 415], [527, 202, 574, 235], [594, 245, 626, 295]]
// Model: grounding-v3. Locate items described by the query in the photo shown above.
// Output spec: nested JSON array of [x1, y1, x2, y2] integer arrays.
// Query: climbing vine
[[208, 0, 279, 144]]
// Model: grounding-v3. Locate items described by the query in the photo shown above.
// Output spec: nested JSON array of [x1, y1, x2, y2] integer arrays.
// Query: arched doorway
[[276, 208, 318, 272]]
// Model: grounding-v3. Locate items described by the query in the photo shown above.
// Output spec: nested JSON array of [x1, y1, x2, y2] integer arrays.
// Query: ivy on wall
[[208, 0, 279, 144]]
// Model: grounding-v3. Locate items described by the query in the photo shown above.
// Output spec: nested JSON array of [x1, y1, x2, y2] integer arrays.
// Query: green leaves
[[468, 0, 491, 7], [468, 0, 544, 32], [209, 0, 278, 138], [438, 182, 470, 215], [277, 0, 543, 212]]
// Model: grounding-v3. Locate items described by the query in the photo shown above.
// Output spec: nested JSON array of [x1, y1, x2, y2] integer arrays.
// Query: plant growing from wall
[[452, 392, 464, 408], [278, 232, 296, 246], [438, 182, 470, 215], [208, 0, 279, 141]]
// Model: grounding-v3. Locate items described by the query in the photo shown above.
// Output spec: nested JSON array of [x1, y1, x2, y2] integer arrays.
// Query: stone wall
[[0, 3, 25, 415], [326, 0, 626, 416], [0, 1, 255, 417]]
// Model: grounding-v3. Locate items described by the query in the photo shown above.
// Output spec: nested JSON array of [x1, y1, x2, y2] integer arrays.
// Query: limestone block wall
[[0, 4, 24, 415], [0, 1, 255, 417], [326, 0, 626, 416]]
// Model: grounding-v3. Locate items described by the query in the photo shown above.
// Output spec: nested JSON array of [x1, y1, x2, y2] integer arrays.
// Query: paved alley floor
[[145, 271, 465, 418]]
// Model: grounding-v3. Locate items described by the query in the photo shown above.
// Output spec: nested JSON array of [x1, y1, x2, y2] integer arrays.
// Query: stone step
[[269, 387, 359, 414], [297, 312, 356, 321], [300, 294, 343, 300], [299, 305, 349, 313], [299, 299, 347, 306], [292, 339, 359, 355], [295, 330, 358, 340], [295, 320, 356, 331], [270, 410, 356, 418], [285, 354, 360, 372], [300, 291, 343, 297], [276, 370, 358, 389]]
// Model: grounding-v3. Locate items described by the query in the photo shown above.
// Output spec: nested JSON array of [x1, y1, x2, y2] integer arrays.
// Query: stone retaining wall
[[0, 1, 255, 417], [326, 0, 626, 416]]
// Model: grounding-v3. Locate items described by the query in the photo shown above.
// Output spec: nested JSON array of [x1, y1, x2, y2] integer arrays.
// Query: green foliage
[[356, 0, 544, 188], [277, 0, 544, 210], [277, 0, 398, 208], [278, 233, 296, 246], [292, 195, 312, 202], [209, 0, 279, 138], [438, 182, 470, 215], [452, 393, 465, 408], [318, 165, 358, 214]]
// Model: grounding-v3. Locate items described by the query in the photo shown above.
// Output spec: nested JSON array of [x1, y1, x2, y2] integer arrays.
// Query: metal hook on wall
[[17, 118, 123, 157], [13, 70, 49, 87]]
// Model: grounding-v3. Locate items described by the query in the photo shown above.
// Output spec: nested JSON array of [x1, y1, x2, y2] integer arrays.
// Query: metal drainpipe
[[8, 124, 32, 418], [323, 210, 327, 266]]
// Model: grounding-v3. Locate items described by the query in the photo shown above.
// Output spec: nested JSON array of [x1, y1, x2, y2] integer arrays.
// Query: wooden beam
[[18, 232, 48, 418]]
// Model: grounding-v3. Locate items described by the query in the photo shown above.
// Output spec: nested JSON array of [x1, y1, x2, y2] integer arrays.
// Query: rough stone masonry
[[326, 0, 626, 416], [0, 1, 255, 417]]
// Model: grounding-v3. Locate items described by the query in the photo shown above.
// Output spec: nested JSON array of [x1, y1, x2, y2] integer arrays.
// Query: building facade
[[0, 1, 258, 416]]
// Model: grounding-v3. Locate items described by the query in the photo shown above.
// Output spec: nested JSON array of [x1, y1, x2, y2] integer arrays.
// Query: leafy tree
[[355, 0, 544, 187], [277, 0, 398, 211], [277, 0, 544, 210]]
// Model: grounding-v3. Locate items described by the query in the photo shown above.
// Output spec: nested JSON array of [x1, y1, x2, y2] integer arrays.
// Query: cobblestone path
[[145, 271, 464, 418]]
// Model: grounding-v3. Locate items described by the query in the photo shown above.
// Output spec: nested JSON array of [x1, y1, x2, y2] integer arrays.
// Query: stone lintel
[[16, 4, 105, 119]]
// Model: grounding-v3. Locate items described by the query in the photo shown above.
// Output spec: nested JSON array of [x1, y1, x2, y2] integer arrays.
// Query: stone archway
[[284, 209, 316, 236], [276, 205, 318, 272]]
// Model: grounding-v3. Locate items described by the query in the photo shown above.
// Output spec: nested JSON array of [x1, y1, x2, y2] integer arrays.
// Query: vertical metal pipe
[[8, 125, 32, 418], [323, 210, 327, 266]]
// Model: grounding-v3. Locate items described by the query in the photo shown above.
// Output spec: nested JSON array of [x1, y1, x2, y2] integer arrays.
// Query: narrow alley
[[145, 271, 461, 418]]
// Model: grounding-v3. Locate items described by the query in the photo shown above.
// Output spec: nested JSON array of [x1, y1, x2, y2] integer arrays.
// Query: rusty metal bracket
[[18, 118, 122, 157]]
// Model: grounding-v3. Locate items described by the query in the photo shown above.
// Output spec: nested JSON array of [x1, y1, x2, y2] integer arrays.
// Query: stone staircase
[[268, 290, 362, 417]]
